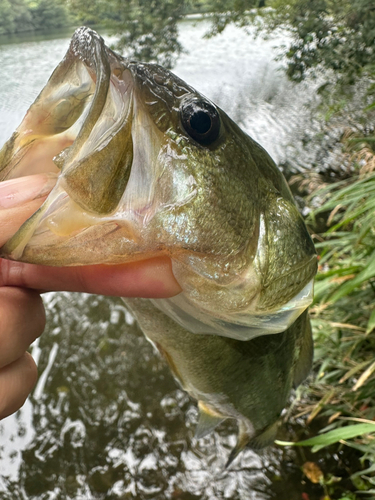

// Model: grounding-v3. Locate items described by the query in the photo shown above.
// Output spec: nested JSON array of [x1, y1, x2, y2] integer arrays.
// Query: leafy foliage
[[58, 0, 195, 67], [0, 0, 70, 34], [202, 0, 265, 35], [107, 0, 186, 68], [264, 0, 375, 86], [286, 139, 375, 493], [277, 422, 375, 453], [29, 0, 71, 31], [0, 0, 32, 34], [2, 0, 374, 84]]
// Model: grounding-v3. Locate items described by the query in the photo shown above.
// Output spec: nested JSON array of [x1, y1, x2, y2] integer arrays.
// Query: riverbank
[[282, 95, 375, 497]]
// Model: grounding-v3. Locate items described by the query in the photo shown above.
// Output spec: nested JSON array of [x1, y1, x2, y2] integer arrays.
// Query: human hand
[[0, 174, 181, 418]]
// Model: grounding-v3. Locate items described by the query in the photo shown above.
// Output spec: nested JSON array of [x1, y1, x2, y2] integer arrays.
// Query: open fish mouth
[[0, 28, 171, 265]]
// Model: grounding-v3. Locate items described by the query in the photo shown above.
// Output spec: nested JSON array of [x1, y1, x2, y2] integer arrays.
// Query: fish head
[[0, 27, 317, 339]]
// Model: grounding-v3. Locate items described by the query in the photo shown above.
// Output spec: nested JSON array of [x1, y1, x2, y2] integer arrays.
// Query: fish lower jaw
[[151, 277, 313, 341]]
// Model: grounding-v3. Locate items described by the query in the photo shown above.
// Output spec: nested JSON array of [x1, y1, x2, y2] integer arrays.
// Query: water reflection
[[174, 21, 314, 169], [0, 293, 324, 499]]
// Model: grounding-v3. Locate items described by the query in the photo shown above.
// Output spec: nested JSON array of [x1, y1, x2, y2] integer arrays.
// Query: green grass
[[282, 140, 375, 497]]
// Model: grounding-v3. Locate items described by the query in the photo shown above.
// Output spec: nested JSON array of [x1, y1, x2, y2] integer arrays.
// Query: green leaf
[[351, 462, 375, 479], [366, 309, 375, 334], [275, 423, 375, 452], [329, 251, 375, 303]]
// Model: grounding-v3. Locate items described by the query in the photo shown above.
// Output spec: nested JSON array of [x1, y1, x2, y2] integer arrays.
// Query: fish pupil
[[190, 111, 212, 134], [180, 97, 220, 146]]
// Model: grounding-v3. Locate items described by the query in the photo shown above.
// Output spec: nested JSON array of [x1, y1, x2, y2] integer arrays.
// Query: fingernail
[[0, 173, 58, 209]]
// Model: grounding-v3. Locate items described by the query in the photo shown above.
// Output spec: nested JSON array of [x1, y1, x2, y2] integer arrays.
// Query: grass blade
[[275, 423, 375, 452]]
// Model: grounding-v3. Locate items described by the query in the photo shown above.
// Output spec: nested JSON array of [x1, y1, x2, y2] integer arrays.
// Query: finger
[[0, 198, 47, 246], [0, 174, 56, 246], [0, 287, 45, 368], [0, 173, 56, 210], [0, 174, 182, 298], [0, 352, 38, 419], [0, 257, 182, 298]]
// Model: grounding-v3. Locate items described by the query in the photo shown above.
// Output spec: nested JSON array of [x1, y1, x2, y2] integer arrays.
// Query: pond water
[[0, 20, 327, 500]]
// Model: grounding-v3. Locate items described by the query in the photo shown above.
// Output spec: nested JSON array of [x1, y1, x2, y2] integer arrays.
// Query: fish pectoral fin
[[293, 310, 314, 389], [225, 418, 280, 468], [195, 401, 226, 439]]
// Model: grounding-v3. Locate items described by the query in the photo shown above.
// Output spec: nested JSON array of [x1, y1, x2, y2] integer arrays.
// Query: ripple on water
[[0, 293, 324, 499]]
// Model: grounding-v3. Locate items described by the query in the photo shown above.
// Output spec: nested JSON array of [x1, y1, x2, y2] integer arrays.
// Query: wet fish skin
[[0, 27, 317, 463]]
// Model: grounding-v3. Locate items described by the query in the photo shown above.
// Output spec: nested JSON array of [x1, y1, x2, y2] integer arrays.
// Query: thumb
[[0, 174, 56, 246]]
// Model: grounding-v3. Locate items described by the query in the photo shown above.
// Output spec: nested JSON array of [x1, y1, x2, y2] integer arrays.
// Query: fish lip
[[70, 27, 107, 67], [57, 27, 113, 167]]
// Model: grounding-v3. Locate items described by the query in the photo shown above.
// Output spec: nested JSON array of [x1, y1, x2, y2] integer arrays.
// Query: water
[[0, 21, 326, 499], [1, 293, 327, 500]]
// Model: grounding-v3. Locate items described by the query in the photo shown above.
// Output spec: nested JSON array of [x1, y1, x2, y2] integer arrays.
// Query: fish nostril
[[154, 74, 164, 86]]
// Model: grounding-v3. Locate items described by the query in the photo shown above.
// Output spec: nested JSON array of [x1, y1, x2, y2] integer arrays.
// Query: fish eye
[[180, 97, 220, 145]]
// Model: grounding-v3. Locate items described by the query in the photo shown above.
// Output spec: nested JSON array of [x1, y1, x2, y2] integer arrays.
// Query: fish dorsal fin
[[293, 311, 314, 388], [195, 401, 226, 439]]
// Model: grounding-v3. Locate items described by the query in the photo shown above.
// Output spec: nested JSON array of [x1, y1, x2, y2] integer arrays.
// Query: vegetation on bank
[[3, 0, 374, 82], [286, 135, 375, 498], [0, 0, 71, 34], [259, 3, 375, 497]]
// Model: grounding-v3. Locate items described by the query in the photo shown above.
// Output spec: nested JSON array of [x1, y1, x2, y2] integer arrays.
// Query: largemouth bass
[[0, 28, 317, 465]]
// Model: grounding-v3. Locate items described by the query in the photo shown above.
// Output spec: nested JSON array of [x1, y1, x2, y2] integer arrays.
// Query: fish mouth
[[0, 28, 165, 266]]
